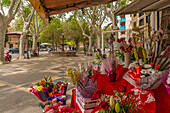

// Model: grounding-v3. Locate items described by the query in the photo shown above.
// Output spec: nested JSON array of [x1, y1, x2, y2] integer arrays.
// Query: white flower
[[141, 69, 147, 74], [147, 69, 155, 75], [128, 63, 136, 69], [144, 64, 152, 69]]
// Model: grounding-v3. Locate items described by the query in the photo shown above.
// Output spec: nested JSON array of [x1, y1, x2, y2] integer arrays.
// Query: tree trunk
[[97, 34, 101, 49], [0, 19, 7, 64], [75, 38, 79, 52], [19, 31, 27, 59], [32, 35, 38, 52], [19, 22, 30, 59]]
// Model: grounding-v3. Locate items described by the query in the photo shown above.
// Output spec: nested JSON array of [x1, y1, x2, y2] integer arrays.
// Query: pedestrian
[[84, 44, 86, 55], [94, 46, 96, 53], [72, 46, 74, 51], [69, 46, 71, 51]]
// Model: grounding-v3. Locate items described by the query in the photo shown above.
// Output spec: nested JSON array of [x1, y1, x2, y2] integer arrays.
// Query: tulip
[[48, 76, 52, 82], [115, 103, 120, 113], [110, 96, 115, 110], [44, 76, 48, 81]]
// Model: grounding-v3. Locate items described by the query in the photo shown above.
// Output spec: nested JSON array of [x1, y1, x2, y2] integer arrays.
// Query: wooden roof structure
[[6, 32, 32, 37], [29, 0, 116, 24], [116, 0, 170, 15]]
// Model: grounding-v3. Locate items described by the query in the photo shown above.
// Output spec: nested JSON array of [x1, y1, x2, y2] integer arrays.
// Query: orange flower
[[47, 84, 49, 88]]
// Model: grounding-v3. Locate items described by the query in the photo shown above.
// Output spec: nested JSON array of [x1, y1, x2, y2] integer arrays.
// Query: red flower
[[30, 86, 33, 88], [117, 39, 122, 43], [99, 101, 109, 110], [137, 52, 142, 55], [155, 65, 160, 69], [120, 46, 125, 51], [128, 38, 132, 42], [61, 106, 74, 112], [29, 89, 32, 92], [149, 62, 155, 65], [118, 86, 126, 92], [92, 90, 101, 99], [102, 54, 106, 58], [42, 88, 46, 91]]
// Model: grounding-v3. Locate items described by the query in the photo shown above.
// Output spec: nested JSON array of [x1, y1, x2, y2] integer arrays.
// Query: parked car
[[9, 48, 27, 54], [9, 48, 19, 53]]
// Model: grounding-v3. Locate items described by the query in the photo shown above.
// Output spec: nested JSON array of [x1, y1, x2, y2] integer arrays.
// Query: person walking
[[69, 46, 71, 51]]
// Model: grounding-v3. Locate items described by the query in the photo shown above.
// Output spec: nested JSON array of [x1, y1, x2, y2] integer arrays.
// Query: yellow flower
[[110, 96, 115, 110], [36, 86, 44, 91], [59, 84, 64, 90], [115, 103, 120, 113]]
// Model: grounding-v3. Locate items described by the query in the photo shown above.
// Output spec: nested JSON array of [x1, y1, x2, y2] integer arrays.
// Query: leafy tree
[[18, 1, 34, 59], [39, 17, 62, 50], [62, 18, 83, 51], [29, 12, 46, 52], [0, 0, 21, 63]]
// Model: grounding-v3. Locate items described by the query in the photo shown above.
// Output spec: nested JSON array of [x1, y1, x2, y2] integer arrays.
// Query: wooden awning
[[116, 0, 170, 15], [29, 0, 116, 24]]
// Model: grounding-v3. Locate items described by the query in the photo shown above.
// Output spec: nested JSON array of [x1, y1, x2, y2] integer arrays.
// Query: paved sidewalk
[[0, 53, 96, 113]]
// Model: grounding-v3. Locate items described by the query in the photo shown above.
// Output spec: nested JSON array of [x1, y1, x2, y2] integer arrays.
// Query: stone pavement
[[0, 53, 96, 113]]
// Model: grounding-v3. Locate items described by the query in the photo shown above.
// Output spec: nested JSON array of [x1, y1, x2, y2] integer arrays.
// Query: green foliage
[[62, 17, 83, 46], [1, 0, 11, 7], [39, 17, 62, 44]]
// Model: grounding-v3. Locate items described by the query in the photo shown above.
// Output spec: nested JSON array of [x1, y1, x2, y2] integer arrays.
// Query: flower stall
[[68, 28, 169, 113]]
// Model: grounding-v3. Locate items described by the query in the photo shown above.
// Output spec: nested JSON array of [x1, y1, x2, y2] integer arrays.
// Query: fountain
[[50, 34, 77, 57], [60, 34, 68, 52]]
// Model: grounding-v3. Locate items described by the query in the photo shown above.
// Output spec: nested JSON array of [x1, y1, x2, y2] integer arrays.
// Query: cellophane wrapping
[[123, 71, 166, 90]]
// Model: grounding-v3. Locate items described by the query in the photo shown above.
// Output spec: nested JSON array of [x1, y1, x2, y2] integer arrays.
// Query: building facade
[[6, 32, 32, 48]]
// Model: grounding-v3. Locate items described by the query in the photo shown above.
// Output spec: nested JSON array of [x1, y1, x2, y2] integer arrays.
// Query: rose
[[155, 64, 160, 69], [128, 38, 132, 42], [52, 98, 57, 103], [117, 39, 122, 43], [99, 101, 109, 110], [120, 46, 125, 51], [92, 90, 101, 99], [61, 106, 74, 112], [44, 105, 50, 112], [43, 101, 48, 105], [48, 109, 54, 113], [30, 86, 33, 88], [149, 62, 155, 65], [102, 54, 106, 58], [118, 86, 126, 92]]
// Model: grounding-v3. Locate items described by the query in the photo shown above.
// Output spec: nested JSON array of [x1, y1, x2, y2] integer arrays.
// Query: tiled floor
[[0, 53, 96, 113]]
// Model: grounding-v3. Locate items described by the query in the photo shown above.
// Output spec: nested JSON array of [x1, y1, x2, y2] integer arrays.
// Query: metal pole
[[26, 35, 29, 59]]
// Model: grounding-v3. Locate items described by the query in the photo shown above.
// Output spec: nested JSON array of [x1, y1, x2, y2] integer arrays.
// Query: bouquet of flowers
[[102, 54, 119, 82], [124, 43, 169, 89], [117, 38, 133, 52], [66, 64, 97, 98], [29, 76, 68, 103], [40, 98, 78, 113], [93, 90, 140, 113]]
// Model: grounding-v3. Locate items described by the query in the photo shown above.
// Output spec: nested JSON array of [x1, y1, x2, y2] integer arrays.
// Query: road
[[8, 51, 48, 60]]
